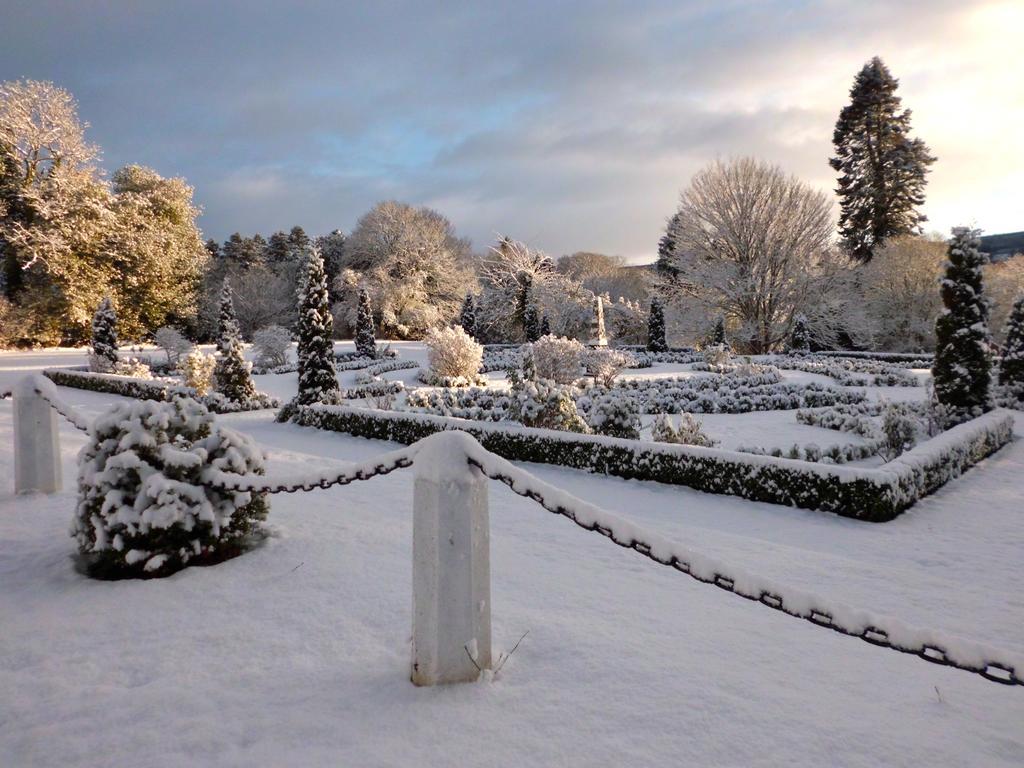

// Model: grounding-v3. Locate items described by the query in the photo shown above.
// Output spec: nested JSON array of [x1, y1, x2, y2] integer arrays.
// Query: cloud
[[1, 0, 1020, 260]]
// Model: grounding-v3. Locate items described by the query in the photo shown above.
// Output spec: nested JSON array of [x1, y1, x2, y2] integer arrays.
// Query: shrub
[[509, 377, 589, 433], [586, 391, 640, 439], [702, 344, 731, 367], [878, 403, 920, 460], [154, 326, 192, 368], [112, 357, 153, 379], [72, 397, 269, 578], [253, 325, 292, 370], [91, 297, 119, 370], [531, 335, 584, 384], [424, 325, 483, 380], [583, 348, 631, 388], [650, 413, 718, 447], [181, 350, 217, 396]]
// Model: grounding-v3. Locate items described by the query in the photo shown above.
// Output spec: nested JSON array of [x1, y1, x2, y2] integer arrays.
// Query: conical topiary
[[647, 297, 667, 352], [91, 297, 119, 369], [355, 288, 377, 359], [214, 281, 258, 403], [296, 249, 340, 405], [998, 295, 1024, 404]]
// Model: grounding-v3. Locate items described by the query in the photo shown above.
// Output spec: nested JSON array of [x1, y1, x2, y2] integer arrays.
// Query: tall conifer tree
[[830, 57, 935, 261], [296, 249, 339, 405], [932, 228, 991, 423]]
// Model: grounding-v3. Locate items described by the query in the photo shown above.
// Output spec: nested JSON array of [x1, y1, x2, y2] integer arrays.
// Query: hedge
[[293, 404, 1014, 522], [43, 369, 279, 413]]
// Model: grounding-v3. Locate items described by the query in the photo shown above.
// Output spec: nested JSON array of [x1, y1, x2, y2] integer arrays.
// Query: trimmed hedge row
[[293, 404, 1013, 522], [43, 369, 279, 413]]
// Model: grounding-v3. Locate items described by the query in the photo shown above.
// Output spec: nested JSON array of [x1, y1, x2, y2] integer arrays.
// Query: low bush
[[252, 325, 292, 371], [72, 397, 269, 578], [531, 336, 584, 384], [424, 326, 483, 381]]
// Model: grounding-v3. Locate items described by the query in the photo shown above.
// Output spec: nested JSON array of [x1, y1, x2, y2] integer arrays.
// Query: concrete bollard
[[13, 377, 62, 494], [412, 432, 492, 685]]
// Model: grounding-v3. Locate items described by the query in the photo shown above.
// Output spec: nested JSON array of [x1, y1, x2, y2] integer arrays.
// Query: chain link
[[205, 452, 415, 495], [468, 457, 1022, 689]]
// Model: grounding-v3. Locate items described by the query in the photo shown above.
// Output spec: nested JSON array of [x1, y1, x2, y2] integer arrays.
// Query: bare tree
[[664, 157, 836, 353]]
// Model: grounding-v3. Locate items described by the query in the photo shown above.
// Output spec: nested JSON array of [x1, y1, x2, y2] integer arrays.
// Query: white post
[[13, 377, 62, 494], [412, 432, 491, 685]]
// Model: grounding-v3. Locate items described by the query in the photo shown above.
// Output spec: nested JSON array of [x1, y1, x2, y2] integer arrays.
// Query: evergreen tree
[[216, 280, 241, 354], [355, 288, 377, 359], [91, 297, 119, 367], [656, 212, 682, 278], [997, 295, 1024, 402], [523, 300, 540, 343], [213, 281, 257, 402], [459, 292, 477, 340], [789, 314, 811, 354], [539, 313, 551, 338], [296, 249, 340, 405], [711, 316, 727, 348], [830, 57, 936, 261], [515, 274, 534, 338], [932, 228, 991, 423], [647, 297, 667, 352], [265, 231, 291, 265], [287, 225, 310, 259]]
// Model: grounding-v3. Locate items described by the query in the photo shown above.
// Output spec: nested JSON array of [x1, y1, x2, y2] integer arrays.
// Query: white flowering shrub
[[583, 348, 631, 388], [180, 350, 216, 396], [530, 335, 584, 384], [650, 413, 719, 447], [253, 325, 293, 371], [87, 352, 114, 373], [72, 397, 269, 578], [154, 326, 192, 368], [586, 391, 640, 439], [424, 325, 484, 381]]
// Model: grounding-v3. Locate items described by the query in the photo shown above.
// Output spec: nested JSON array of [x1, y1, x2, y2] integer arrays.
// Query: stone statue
[[589, 295, 608, 347]]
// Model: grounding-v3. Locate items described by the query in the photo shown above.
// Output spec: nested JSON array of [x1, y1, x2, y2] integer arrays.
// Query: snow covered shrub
[[72, 397, 269, 578], [583, 348, 630, 388], [702, 343, 731, 367], [253, 325, 292, 371], [459, 292, 478, 340], [646, 297, 667, 352], [424, 325, 483, 381], [878, 403, 919, 461], [530, 335, 584, 384], [509, 375, 589, 433], [90, 297, 119, 371], [154, 326, 192, 368], [112, 357, 153, 379], [585, 391, 640, 439], [180, 350, 216, 396], [650, 413, 718, 447]]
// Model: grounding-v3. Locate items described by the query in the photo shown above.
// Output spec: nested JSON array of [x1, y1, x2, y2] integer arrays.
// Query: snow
[[1, 349, 1022, 766]]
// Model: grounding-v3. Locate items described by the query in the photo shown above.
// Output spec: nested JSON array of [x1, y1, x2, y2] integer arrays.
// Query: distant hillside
[[980, 231, 1024, 262]]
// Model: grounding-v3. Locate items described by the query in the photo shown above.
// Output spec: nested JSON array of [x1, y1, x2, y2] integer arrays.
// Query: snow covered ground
[[1, 349, 1022, 766]]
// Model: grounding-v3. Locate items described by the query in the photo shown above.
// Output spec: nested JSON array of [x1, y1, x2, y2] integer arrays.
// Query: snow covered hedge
[[44, 369, 279, 413], [293, 403, 1014, 521], [73, 397, 269, 578]]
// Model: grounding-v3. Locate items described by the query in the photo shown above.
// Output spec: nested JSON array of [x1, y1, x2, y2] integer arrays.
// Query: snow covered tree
[[354, 287, 377, 359], [932, 228, 991, 423], [423, 325, 483, 381], [647, 297, 667, 352], [296, 248, 339, 405], [153, 326, 191, 368], [998, 295, 1024, 402], [656, 212, 682, 279], [516, 273, 535, 338], [216, 281, 240, 354], [539, 313, 551, 337], [523, 298, 541, 343], [663, 158, 836, 354], [90, 297, 118, 369], [214, 281, 258, 403], [711, 317, 726, 346], [459, 292, 477, 340], [252, 325, 292, 370], [789, 314, 811, 354], [830, 57, 936, 262]]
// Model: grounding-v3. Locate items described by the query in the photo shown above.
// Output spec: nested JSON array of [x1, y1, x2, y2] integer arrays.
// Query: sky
[[2, 0, 1021, 263]]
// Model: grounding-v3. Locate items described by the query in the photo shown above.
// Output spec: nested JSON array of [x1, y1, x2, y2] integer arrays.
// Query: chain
[[204, 449, 416, 495], [468, 457, 1022, 689]]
